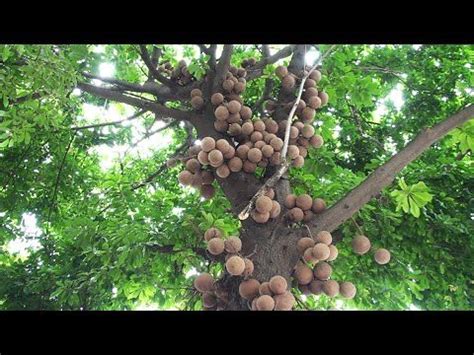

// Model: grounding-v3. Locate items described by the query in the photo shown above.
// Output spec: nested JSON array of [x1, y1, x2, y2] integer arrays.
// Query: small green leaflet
[[390, 178, 433, 218]]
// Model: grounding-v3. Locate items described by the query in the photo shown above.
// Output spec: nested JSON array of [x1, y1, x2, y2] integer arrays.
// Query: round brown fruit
[[186, 158, 201, 174], [233, 82, 246, 94], [265, 119, 279, 134], [207, 238, 225, 255], [301, 107, 316, 121], [265, 100, 276, 112], [275, 65, 288, 79], [314, 261, 332, 280], [227, 112, 241, 124], [319, 92, 329, 106], [191, 96, 204, 110], [259, 282, 273, 296], [295, 194, 313, 211], [208, 149, 224, 166], [240, 106, 252, 120], [239, 279, 261, 300], [312, 198, 326, 213], [223, 146, 235, 159], [304, 78, 316, 89], [310, 135, 324, 148], [215, 105, 229, 121], [293, 156, 305, 168], [274, 291, 295, 311], [216, 164, 230, 178], [194, 273, 214, 293], [226, 255, 246, 276], [250, 131, 263, 143], [270, 137, 284, 152], [309, 280, 324, 295], [228, 157, 243, 172], [256, 195, 273, 214], [297, 237, 315, 254], [265, 188, 275, 199], [309, 70, 321, 82], [288, 207, 304, 222], [202, 292, 217, 308], [340, 281, 357, 299], [178, 170, 193, 185], [270, 152, 281, 166], [374, 248, 391, 265], [204, 227, 221, 241], [236, 145, 250, 159], [247, 148, 263, 163], [270, 201, 281, 219], [211, 92, 224, 106], [216, 139, 230, 153], [290, 126, 299, 139], [251, 210, 270, 224], [243, 160, 257, 173], [243, 258, 254, 277], [224, 236, 242, 254], [253, 120, 266, 132], [305, 87, 319, 98], [222, 79, 234, 92], [327, 245, 338, 262], [228, 100, 242, 114], [315, 231, 332, 245], [312, 243, 330, 261], [201, 137, 216, 152], [197, 151, 209, 165], [304, 247, 318, 263], [241, 122, 254, 136], [228, 123, 242, 136], [256, 295, 275, 311], [282, 75, 296, 90], [254, 140, 265, 150], [214, 120, 229, 133], [352, 235, 371, 255], [294, 264, 313, 285], [284, 194, 297, 209], [302, 124, 315, 138], [323, 280, 339, 297], [308, 95, 322, 109], [269, 275, 287, 295], [201, 184, 215, 199]]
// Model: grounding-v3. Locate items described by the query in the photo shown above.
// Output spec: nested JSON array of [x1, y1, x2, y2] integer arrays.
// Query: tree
[[0, 44, 472, 310]]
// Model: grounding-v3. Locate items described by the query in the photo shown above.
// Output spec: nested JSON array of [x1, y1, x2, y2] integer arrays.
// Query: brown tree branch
[[308, 104, 474, 233], [71, 110, 146, 130], [213, 45, 234, 92], [246, 45, 297, 81], [77, 82, 192, 122], [138, 45, 175, 87], [82, 72, 152, 94]]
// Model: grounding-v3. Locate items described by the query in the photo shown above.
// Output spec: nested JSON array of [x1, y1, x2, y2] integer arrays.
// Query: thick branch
[[77, 82, 192, 122], [246, 45, 297, 81], [213, 45, 234, 92], [71, 110, 145, 130], [138, 45, 175, 87], [309, 105, 474, 233]]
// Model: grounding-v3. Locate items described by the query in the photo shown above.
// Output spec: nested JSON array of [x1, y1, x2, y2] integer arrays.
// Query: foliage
[[0, 44, 472, 310]]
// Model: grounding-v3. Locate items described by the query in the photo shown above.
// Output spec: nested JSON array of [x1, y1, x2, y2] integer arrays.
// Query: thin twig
[[351, 216, 364, 235], [71, 110, 145, 130], [281, 45, 336, 159]]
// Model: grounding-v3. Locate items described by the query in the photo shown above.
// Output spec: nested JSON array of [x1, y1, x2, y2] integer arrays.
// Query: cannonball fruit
[[312, 198, 326, 213], [374, 248, 391, 265], [194, 273, 214, 293], [269, 276, 287, 295], [327, 245, 339, 262], [204, 228, 221, 241], [226, 256, 246, 276], [295, 264, 313, 285], [314, 261, 332, 280], [312, 243, 330, 260], [295, 194, 313, 211], [207, 238, 225, 255], [256, 195, 273, 214], [323, 280, 339, 297], [274, 291, 295, 311], [339, 281, 357, 299], [352, 235, 371, 255], [297, 237, 315, 254], [224, 236, 242, 254], [239, 279, 261, 300], [315, 231, 332, 245], [256, 295, 275, 311]]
